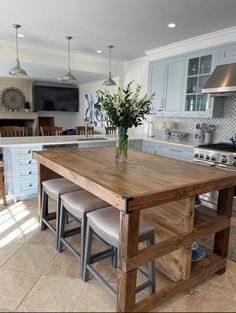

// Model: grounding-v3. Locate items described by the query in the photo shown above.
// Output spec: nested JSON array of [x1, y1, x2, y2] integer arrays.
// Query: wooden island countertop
[[33, 147, 236, 312]]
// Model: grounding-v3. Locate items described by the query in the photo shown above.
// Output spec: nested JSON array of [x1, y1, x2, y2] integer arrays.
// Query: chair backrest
[[105, 127, 116, 135], [0, 126, 25, 137], [40, 126, 63, 136], [75, 126, 95, 135]]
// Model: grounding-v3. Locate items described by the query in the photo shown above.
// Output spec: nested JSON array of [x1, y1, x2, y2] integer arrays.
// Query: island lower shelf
[[141, 202, 230, 282]]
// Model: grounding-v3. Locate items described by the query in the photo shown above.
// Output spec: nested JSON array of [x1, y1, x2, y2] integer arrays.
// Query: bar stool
[[40, 178, 82, 249], [58, 190, 109, 277], [83, 206, 156, 297]]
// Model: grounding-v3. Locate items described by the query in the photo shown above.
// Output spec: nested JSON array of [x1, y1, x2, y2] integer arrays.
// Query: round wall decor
[[1, 87, 25, 111]]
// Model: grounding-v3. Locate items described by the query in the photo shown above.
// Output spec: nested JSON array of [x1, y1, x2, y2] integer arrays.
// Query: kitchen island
[[33, 147, 236, 312], [0, 134, 195, 201]]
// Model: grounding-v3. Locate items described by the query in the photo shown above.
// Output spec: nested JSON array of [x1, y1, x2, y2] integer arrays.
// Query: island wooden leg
[[214, 187, 234, 275], [37, 163, 49, 218], [117, 209, 140, 312]]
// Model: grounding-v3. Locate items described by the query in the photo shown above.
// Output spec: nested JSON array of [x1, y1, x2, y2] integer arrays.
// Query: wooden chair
[[105, 127, 116, 135], [40, 126, 63, 136], [75, 126, 94, 135], [0, 126, 25, 137], [0, 165, 7, 206]]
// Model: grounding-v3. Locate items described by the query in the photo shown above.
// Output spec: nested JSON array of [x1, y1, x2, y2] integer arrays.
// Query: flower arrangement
[[97, 81, 154, 128], [97, 82, 154, 162]]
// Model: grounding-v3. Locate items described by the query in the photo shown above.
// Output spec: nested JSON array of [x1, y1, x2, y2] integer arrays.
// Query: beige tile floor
[[0, 197, 236, 312]]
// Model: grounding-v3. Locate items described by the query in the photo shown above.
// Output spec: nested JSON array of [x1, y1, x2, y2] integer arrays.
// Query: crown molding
[[145, 26, 236, 61], [0, 39, 123, 76]]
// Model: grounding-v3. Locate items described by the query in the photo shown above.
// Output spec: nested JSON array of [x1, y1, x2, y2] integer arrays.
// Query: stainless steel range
[[194, 143, 236, 212]]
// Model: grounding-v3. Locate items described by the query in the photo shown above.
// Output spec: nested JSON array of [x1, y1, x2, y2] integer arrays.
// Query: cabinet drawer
[[17, 158, 37, 166], [19, 168, 37, 177], [17, 146, 42, 156], [158, 144, 194, 160], [20, 180, 38, 192]]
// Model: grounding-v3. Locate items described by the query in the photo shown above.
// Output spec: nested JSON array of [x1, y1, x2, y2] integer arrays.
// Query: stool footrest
[[45, 212, 56, 221], [64, 227, 81, 238], [90, 248, 115, 264], [136, 280, 153, 294], [87, 264, 116, 297], [42, 218, 56, 233], [60, 237, 81, 259]]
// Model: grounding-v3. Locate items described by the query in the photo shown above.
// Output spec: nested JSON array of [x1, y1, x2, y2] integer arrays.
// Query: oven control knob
[[211, 156, 216, 161], [205, 155, 210, 160], [221, 157, 227, 164], [199, 154, 204, 159], [194, 153, 199, 158]]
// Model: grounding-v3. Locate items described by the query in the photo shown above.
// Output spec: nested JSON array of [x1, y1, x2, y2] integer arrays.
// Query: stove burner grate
[[198, 142, 236, 152]]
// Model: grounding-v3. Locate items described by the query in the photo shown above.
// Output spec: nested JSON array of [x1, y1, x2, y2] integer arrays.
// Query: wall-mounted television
[[34, 84, 79, 112]]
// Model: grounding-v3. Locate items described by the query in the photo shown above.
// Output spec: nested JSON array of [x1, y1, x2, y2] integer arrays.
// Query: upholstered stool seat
[[83, 206, 156, 297], [40, 178, 82, 249], [58, 190, 109, 277]]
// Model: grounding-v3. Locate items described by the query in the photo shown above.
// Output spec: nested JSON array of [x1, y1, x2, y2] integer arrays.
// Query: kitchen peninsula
[[33, 147, 236, 312]]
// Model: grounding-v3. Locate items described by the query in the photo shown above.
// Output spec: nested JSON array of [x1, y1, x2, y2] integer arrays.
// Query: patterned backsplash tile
[[151, 96, 236, 143]]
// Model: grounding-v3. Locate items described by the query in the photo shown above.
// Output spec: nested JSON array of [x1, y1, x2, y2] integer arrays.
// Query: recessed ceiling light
[[96, 50, 102, 54], [18, 33, 24, 38], [168, 23, 176, 28]]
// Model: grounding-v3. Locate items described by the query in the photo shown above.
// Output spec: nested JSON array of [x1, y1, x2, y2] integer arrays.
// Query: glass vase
[[116, 127, 129, 162]]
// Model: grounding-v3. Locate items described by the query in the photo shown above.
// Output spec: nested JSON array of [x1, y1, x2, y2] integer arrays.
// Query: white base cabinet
[[4, 145, 43, 201]]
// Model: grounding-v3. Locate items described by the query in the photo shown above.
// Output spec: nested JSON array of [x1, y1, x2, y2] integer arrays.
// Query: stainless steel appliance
[[194, 143, 236, 212], [202, 63, 236, 95]]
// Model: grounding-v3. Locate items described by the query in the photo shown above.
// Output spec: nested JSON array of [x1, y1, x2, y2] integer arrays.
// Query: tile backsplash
[[151, 96, 236, 143]]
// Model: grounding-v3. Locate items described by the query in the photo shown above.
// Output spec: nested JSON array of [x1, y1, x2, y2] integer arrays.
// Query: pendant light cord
[[68, 38, 71, 72], [109, 46, 111, 74], [15, 26, 19, 61]]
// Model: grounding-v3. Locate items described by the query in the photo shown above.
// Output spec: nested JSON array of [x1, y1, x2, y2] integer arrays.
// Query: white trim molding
[[145, 26, 236, 61]]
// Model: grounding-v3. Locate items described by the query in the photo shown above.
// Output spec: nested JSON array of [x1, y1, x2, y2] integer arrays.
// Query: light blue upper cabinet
[[164, 57, 184, 116], [148, 61, 165, 113], [219, 43, 236, 64], [181, 48, 223, 118], [148, 57, 184, 116]]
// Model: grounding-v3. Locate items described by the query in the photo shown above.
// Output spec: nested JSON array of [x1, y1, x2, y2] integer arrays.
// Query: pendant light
[[103, 45, 116, 86], [9, 24, 27, 76], [58, 36, 77, 81]]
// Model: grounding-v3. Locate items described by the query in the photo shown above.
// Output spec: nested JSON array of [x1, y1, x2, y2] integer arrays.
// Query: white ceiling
[[1, 0, 236, 61]]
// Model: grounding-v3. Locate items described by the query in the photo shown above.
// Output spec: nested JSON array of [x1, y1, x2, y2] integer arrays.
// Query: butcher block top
[[33, 147, 236, 212]]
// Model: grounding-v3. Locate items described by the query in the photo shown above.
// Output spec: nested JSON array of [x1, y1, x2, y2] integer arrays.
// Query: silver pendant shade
[[103, 45, 116, 86], [9, 24, 27, 76], [58, 36, 77, 82]]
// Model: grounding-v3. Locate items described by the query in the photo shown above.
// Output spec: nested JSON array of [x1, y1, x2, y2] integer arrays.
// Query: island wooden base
[[33, 148, 236, 313]]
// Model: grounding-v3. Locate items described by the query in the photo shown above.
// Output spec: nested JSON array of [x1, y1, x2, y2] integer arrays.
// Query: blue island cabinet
[[4, 145, 43, 202]]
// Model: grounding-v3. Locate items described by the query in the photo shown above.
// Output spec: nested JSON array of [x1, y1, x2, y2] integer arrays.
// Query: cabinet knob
[[29, 184, 32, 187], [28, 160, 32, 164], [28, 150, 32, 154], [29, 171, 32, 175]]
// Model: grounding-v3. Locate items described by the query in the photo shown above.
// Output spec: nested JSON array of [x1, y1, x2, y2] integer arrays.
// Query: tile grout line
[[73, 281, 88, 312], [14, 244, 59, 312]]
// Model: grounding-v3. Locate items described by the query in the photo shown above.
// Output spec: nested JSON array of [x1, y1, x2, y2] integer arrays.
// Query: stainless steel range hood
[[202, 63, 236, 96]]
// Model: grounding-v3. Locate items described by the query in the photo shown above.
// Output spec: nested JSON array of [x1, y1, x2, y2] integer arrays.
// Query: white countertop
[[0, 134, 197, 148]]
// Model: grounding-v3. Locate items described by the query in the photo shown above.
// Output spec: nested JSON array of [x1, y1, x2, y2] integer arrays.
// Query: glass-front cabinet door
[[185, 54, 212, 114]]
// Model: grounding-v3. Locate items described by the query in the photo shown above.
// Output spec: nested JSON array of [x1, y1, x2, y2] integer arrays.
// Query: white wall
[[78, 78, 119, 132], [123, 57, 151, 135]]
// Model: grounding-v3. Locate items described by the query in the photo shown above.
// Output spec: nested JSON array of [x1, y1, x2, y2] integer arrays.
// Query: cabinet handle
[[170, 149, 183, 153]]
